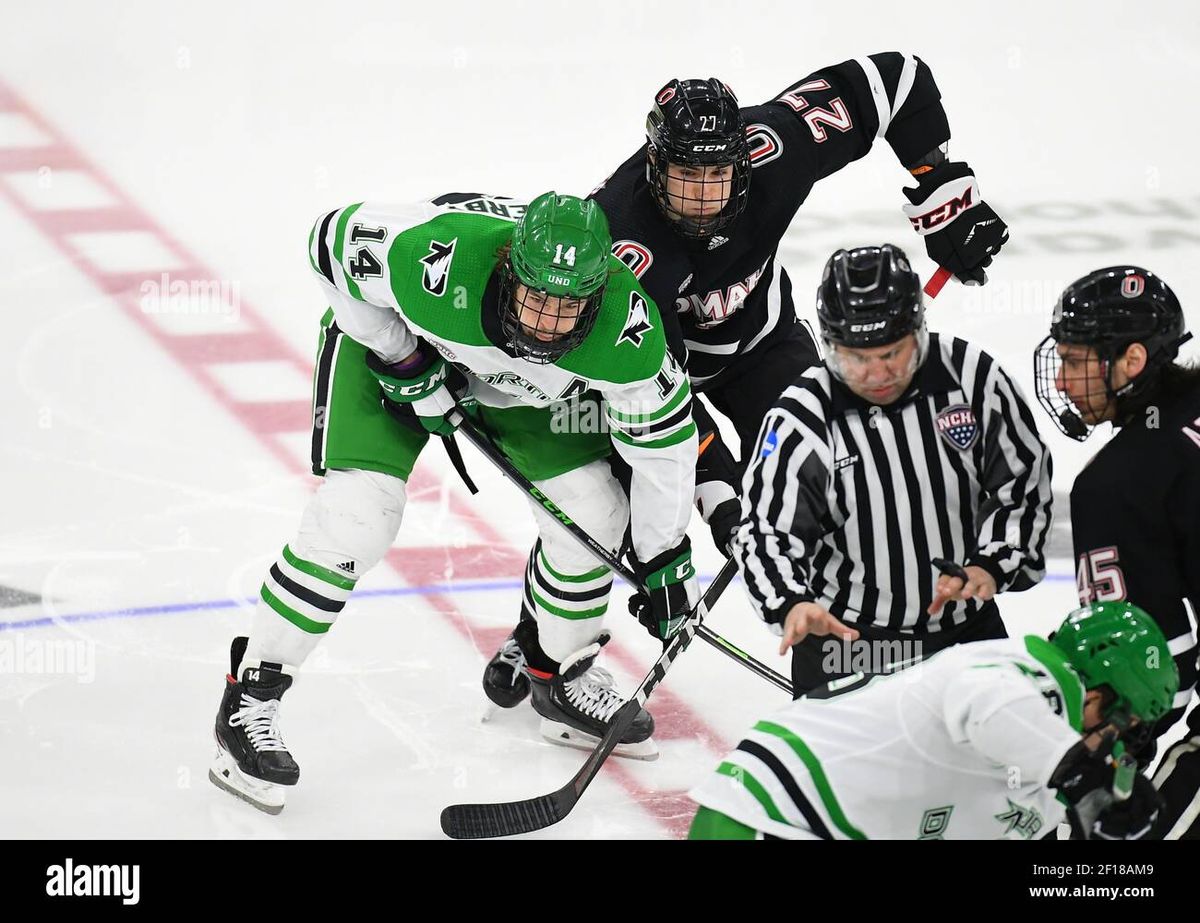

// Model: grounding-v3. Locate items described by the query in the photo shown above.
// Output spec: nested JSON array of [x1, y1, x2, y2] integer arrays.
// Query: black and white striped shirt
[[736, 333, 1054, 632]]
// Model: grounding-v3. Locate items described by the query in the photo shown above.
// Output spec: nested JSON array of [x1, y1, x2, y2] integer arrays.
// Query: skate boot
[[522, 626, 658, 761], [209, 637, 299, 814], [482, 631, 530, 708]]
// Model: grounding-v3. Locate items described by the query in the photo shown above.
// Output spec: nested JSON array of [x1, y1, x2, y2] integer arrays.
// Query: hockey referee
[[735, 244, 1053, 696]]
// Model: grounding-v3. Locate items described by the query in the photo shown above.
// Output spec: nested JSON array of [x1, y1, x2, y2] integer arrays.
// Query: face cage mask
[[648, 149, 750, 240], [499, 266, 604, 365], [1033, 336, 1102, 441], [1036, 329, 1195, 441], [823, 323, 929, 389]]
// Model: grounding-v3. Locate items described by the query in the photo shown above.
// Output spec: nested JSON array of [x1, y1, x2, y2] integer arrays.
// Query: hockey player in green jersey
[[689, 601, 1178, 840], [209, 192, 700, 814]]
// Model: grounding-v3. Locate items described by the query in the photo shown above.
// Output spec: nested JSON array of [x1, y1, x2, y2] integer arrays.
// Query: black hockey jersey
[[1070, 376, 1200, 726], [591, 52, 951, 386]]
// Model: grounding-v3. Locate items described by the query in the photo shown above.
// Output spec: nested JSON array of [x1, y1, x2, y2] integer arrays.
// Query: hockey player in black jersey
[[484, 53, 1011, 709], [1035, 265, 1200, 838]]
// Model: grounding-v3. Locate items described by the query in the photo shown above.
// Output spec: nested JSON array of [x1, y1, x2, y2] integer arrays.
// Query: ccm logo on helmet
[[690, 143, 728, 152], [850, 321, 889, 332]]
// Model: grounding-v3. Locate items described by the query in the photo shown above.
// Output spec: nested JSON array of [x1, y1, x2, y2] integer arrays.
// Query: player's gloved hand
[[366, 347, 458, 436], [902, 161, 1008, 285], [706, 498, 742, 557], [1093, 774, 1163, 840], [627, 537, 700, 642]]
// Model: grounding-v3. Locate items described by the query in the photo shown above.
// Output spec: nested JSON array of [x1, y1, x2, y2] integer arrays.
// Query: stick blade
[[440, 790, 574, 839]]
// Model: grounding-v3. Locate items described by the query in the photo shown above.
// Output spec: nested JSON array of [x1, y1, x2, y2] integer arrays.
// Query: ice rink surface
[[1, 1, 1197, 838]]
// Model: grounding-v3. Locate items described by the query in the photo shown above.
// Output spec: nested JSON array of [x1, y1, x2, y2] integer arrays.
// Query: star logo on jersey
[[419, 238, 458, 296], [707, 235, 729, 250], [616, 292, 654, 348], [935, 404, 979, 451], [994, 799, 1043, 839]]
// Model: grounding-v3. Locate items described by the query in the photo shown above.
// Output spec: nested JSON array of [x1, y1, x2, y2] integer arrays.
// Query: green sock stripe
[[281, 545, 356, 590], [716, 762, 788, 825], [536, 548, 609, 584], [530, 588, 607, 621], [753, 721, 866, 840], [260, 584, 333, 635]]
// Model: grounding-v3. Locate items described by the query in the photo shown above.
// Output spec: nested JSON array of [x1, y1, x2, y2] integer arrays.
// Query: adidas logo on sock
[[338, 561, 356, 574]]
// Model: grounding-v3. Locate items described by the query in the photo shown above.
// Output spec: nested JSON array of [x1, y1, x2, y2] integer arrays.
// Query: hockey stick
[[924, 266, 952, 297], [440, 554, 739, 839], [449, 411, 793, 696]]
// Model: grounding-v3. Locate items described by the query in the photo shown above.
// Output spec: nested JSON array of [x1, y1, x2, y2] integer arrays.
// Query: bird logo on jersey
[[420, 238, 458, 296], [935, 404, 980, 451], [617, 291, 654, 348]]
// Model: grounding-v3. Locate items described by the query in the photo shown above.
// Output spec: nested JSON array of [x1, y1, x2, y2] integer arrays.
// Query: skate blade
[[209, 750, 289, 815], [538, 719, 659, 761]]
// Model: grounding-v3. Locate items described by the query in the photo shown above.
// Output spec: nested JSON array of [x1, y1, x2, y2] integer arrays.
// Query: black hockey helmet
[[1034, 265, 1191, 439], [817, 244, 926, 348], [645, 78, 751, 239]]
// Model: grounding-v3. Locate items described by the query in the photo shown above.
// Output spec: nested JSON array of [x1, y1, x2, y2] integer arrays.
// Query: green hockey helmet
[[1050, 601, 1178, 726], [501, 192, 612, 364]]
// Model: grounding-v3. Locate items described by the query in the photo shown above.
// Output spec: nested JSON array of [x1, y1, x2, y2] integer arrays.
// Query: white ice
[[0, 1, 1197, 838]]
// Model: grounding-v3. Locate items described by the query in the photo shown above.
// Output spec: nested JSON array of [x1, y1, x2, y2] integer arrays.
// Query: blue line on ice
[[0, 572, 1073, 632]]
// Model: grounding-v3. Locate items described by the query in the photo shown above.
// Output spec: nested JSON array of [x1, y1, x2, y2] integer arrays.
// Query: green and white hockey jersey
[[690, 636, 1088, 840], [307, 193, 697, 559]]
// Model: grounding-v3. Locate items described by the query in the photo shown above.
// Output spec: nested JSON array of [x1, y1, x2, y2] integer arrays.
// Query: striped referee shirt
[[736, 332, 1054, 632]]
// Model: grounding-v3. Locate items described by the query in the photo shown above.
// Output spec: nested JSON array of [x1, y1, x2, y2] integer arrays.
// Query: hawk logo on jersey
[[994, 800, 1043, 839], [617, 292, 654, 348], [935, 404, 979, 451], [420, 238, 457, 296]]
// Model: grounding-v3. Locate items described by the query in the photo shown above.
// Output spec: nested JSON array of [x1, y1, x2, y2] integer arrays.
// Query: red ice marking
[[0, 79, 728, 837]]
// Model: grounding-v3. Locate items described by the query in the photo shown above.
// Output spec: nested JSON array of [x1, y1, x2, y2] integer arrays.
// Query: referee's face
[[833, 335, 920, 405]]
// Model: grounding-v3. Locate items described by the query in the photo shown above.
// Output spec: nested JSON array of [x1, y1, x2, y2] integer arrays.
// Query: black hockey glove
[[902, 161, 1008, 285], [627, 537, 700, 643], [705, 498, 742, 557], [1093, 773, 1163, 840], [1050, 737, 1161, 840]]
